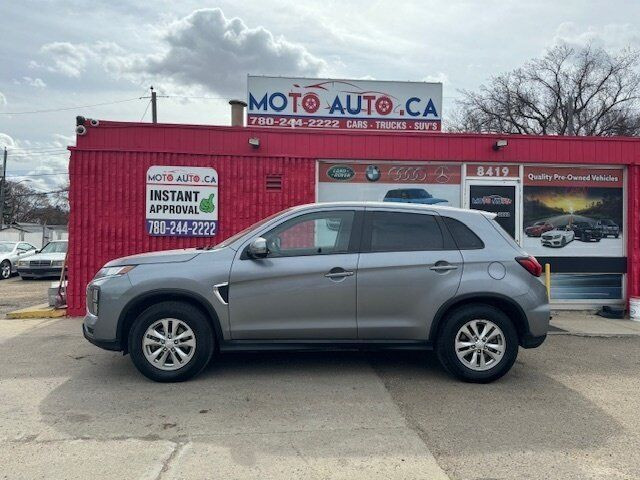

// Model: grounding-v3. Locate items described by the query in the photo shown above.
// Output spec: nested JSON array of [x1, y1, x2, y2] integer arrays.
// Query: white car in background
[[0, 241, 38, 280], [541, 226, 575, 248], [16, 240, 68, 279]]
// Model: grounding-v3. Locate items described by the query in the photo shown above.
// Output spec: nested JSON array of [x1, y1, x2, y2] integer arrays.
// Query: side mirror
[[248, 237, 268, 258], [35, 250, 41, 254]]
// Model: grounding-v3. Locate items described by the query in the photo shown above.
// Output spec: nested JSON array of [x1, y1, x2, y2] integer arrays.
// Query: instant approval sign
[[145, 166, 218, 237]]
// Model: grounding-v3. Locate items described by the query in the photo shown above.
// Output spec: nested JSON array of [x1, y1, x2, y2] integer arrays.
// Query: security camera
[[76, 125, 87, 136], [75, 115, 86, 126], [248, 137, 260, 148], [89, 118, 99, 127]]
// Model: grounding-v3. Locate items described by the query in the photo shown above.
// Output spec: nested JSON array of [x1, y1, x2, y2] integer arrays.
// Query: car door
[[228, 208, 362, 340], [356, 208, 463, 340]]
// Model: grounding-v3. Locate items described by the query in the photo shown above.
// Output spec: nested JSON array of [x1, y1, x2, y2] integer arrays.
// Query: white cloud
[[553, 22, 640, 51], [40, 42, 90, 77], [20, 77, 47, 88], [127, 8, 327, 96], [0, 91, 6, 107], [422, 72, 449, 85]]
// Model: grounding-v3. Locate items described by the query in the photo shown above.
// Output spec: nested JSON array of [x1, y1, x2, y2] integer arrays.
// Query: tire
[[0, 260, 11, 280], [436, 304, 519, 383], [561, 237, 566, 247], [581, 233, 586, 242], [128, 301, 215, 382]]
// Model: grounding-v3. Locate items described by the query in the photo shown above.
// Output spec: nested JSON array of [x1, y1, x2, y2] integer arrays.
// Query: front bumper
[[17, 266, 63, 278], [541, 237, 565, 247], [83, 322, 121, 351]]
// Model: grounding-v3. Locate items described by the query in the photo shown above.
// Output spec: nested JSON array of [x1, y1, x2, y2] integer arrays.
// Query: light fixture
[[493, 139, 508, 151], [248, 137, 260, 148]]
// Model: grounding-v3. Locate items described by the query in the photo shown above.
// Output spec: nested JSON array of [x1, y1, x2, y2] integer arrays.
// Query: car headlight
[[52, 260, 64, 267], [95, 265, 136, 278], [17, 260, 28, 267]]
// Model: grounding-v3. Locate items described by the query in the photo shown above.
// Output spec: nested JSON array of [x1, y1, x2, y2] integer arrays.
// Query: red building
[[67, 120, 640, 316]]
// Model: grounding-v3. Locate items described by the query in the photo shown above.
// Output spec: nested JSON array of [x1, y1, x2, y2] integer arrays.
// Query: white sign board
[[146, 165, 218, 237], [247, 76, 442, 132]]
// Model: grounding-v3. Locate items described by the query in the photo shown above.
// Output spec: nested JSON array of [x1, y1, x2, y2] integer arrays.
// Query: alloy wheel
[[454, 319, 505, 371], [1, 262, 10, 279], [142, 318, 196, 371]]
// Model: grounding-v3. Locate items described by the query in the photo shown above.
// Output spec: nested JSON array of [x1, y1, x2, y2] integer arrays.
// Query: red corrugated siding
[[67, 122, 640, 315], [67, 151, 314, 314]]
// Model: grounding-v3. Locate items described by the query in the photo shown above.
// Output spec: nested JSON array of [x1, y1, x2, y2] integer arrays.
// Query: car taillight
[[516, 256, 542, 277]]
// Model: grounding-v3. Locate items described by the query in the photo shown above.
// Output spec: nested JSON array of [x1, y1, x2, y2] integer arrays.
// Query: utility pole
[[567, 96, 575, 136], [151, 86, 157, 123], [0, 147, 7, 230]]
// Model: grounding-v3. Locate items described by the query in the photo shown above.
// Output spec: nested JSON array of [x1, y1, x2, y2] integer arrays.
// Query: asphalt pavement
[[1, 315, 639, 480]]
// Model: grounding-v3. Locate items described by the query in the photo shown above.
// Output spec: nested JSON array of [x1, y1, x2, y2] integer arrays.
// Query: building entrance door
[[465, 180, 521, 244]]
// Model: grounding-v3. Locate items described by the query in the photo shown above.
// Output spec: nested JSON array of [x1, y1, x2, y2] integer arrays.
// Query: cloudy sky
[[1, 0, 638, 191]]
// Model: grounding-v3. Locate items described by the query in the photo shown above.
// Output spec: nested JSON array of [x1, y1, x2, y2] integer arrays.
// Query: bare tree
[[2, 180, 69, 225], [450, 44, 640, 136]]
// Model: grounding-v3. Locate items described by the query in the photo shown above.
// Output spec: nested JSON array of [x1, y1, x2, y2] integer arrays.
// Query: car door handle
[[324, 270, 354, 278], [429, 263, 458, 272]]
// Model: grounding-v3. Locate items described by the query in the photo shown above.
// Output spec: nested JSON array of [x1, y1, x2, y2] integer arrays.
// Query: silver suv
[[83, 202, 549, 383]]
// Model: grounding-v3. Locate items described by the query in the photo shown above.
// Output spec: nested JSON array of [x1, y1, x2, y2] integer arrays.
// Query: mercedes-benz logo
[[434, 166, 451, 184]]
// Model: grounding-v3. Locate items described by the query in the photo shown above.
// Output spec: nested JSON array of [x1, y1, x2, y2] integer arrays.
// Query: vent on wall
[[266, 174, 283, 191]]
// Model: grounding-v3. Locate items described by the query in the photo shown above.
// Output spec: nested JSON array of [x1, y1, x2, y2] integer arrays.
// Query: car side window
[[18, 243, 31, 251], [263, 211, 355, 258], [364, 211, 444, 252], [442, 217, 484, 250]]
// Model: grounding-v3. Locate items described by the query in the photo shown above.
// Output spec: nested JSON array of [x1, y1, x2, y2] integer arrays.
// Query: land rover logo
[[326, 165, 355, 181]]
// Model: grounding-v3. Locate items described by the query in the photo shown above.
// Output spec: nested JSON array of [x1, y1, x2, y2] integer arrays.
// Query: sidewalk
[[550, 310, 640, 336]]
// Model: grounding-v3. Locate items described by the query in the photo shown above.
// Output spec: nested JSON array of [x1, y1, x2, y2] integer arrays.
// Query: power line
[[0, 97, 142, 115], [6, 150, 69, 157], [7, 172, 68, 178], [140, 99, 151, 122]]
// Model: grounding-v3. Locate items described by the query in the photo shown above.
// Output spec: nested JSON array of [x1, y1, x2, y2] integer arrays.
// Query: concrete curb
[[5, 303, 66, 319]]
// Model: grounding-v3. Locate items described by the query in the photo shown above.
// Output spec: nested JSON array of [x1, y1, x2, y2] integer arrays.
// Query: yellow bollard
[[545, 263, 551, 300]]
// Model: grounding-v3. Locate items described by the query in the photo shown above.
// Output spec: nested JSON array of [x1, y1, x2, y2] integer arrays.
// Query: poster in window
[[468, 185, 517, 238], [317, 161, 461, 207], [522, 167, 623, 257]]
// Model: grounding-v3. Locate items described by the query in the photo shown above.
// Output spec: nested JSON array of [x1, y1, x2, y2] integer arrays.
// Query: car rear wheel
[[436, 304, 519, 383], [129, 301, 215, 382], [0, 260, 11, 280]]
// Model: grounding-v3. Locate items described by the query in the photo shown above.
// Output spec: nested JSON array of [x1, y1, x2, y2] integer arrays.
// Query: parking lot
[[0, 277, 50, 317], [1, 280, 640, 479]]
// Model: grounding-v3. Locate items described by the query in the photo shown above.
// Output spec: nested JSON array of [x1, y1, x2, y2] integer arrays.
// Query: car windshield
[[411, 190, 431, 199], [534, 222, 545, 226], [0, 243, 14, 253], [40, 242, 68, 254], [575, 222, 590, 227], [214, 207, 295, 249], [601, 220, 614, 225]]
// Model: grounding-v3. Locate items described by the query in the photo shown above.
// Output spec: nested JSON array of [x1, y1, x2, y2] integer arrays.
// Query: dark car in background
[[525, 221, 554, 237], [571, 222, 602, 242], [596, 219, 620, 238], [383, 188, 448, 205]]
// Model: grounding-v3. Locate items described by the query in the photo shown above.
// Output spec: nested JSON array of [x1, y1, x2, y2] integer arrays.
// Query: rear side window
[[442, 217, 484, 250], [366, 211, 444, 252]]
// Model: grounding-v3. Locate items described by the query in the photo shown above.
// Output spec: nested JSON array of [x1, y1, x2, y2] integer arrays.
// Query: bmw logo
[[365, 165, 381, 182]]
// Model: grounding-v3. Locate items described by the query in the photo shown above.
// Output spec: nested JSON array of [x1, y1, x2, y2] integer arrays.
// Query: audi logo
[[387, 166, 427, 182]]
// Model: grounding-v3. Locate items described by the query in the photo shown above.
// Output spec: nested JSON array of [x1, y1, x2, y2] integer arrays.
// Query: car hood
[[24, 252, 66, 261], [105, 248, 202, 267]]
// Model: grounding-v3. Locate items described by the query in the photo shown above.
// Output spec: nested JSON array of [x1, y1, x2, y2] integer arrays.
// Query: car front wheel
[[436, 304, 519, 383], [129, 301, 215, 382], [0, 260, 11, 280]]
